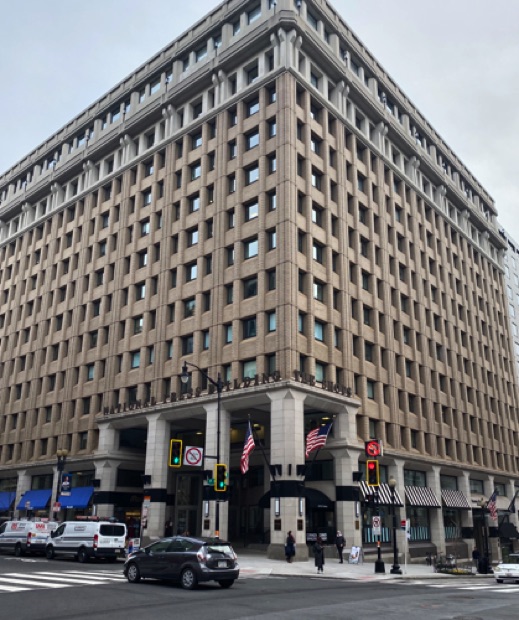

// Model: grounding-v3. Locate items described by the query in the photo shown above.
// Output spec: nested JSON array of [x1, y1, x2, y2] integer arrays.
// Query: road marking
[[62, 571, 126, 581], [0, 570, 127, 595], [0, 576, 69, 588], [6, 573, 116, 585]]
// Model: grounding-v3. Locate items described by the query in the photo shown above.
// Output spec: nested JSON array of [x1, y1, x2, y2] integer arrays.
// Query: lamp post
[[388, 476, 402, 574], [478, 498, 490, 574], [181, 362, 223, 538], [53, 449, 68, 521]]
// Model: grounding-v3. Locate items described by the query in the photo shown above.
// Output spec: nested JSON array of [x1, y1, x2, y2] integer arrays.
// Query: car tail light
[[93, 534, 98, 550], [197, 547, 207, 564], [27, 532, 32, 547]]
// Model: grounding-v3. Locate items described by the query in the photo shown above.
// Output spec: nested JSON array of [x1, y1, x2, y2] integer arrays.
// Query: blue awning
[[16, 489, 52, 510], [0, 491, 16, 511], [58, 486, 94, 509]]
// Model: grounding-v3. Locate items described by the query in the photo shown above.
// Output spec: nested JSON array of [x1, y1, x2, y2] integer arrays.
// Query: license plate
[[218, 561, 227, 568]]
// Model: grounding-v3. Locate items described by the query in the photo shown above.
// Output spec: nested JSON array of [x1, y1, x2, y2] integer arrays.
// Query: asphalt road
[[0, 554, 517, 620]]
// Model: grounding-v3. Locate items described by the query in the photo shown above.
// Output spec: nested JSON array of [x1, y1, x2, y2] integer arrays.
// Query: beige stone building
[[0, 0, 518, 562]]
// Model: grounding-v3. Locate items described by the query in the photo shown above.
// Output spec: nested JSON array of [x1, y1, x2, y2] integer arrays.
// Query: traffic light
[[366, 460, 380, 486], [214, 464, 227, 492], [365, 439, 382, 458], [169, 439, 183, 468]]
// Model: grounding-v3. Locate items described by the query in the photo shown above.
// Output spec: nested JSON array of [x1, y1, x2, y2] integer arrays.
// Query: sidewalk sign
[[348, 546, 362, 564]]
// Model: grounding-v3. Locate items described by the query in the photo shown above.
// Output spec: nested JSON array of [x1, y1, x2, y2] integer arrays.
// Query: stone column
[[201, 400, 230, 539], [93, 459, 119, 518], [267, 388, 307, 561], [429, 466, 446, 555], [142, 415, 170, 542], [15, 470, 31, 519]]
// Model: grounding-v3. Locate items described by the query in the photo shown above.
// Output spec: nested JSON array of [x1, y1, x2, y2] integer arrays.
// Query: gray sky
[[1, 0, 518, 240]]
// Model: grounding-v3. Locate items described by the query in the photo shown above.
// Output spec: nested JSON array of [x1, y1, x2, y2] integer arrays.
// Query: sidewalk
[[235, 548, 494, 582]]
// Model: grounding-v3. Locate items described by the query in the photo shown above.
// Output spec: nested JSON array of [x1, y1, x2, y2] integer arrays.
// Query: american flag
[[487, 490, 498, 521], [240, 421, 255, 474], [305, 423, 332, 459]]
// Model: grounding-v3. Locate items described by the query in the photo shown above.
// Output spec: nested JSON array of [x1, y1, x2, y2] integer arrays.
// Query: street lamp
[[53, 449, 69, 521], [478, 498, 491, 574], [181, 362, 223, 537], [388, 476, 402, 574]]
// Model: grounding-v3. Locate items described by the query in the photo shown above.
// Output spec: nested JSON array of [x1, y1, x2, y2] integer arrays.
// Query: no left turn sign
[[184, 446, 203, 467]]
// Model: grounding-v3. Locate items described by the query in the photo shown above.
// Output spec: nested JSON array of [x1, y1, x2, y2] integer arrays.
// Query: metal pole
[[215, 373, 222, 538], [390, 485, 402, 574], [52, 453, 66, 521]]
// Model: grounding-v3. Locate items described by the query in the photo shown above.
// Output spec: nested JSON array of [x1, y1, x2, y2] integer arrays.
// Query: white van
[[46, 520, 127, 562], [0, 520, 58, 556]]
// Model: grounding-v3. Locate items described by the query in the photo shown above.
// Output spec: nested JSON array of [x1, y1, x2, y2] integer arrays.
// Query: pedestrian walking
[[335, 530, 345, 564], [313, 536, 325, 573], [285, 530, 296, 563]]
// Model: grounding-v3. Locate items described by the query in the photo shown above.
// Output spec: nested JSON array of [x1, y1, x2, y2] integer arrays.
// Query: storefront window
[[443, 508, 461, 540], [406, 507, 431, 541], [404, 469, 427, 487]]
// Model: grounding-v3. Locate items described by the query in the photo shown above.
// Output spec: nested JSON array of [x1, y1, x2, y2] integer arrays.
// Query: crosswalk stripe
[[0, 585, 31, 593], [0, 577, 69, 588], [62, 571, 126, 581], [5, 573, 114, 586]]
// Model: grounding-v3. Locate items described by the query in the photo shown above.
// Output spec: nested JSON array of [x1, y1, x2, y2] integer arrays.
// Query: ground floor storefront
[[1, 380, 518, 562]]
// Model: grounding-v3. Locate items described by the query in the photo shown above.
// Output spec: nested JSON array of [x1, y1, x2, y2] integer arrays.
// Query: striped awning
[[404, 486, 441, 508], [441, 489, 471, 509], [359, 482, 404, 506]]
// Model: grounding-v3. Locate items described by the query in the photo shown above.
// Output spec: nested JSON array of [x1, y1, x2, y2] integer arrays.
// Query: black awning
[[499, 522, 519, 540], [258, 488, 334, 511]]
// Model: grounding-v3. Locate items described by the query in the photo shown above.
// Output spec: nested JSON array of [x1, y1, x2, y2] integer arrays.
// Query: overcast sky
[[1, 0, 518, 240]]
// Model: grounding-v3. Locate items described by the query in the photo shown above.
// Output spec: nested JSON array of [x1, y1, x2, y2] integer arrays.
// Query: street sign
[[184, 446, 203, 467], [365, 440, 382, 458], [372, 515, 381, 536]]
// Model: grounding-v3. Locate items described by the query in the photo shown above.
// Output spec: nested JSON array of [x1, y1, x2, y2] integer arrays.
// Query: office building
[[0, 0, 518, 560]]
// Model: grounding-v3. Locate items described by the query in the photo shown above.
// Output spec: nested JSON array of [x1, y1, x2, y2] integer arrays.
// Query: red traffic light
[[366, 459, 380, 486]]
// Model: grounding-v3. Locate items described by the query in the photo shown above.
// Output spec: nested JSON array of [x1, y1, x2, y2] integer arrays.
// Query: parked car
[[0, 520, 58, 556], [46, 520, 127, 562], [494, 553, 519, 583], [124, 536, 239, 590]]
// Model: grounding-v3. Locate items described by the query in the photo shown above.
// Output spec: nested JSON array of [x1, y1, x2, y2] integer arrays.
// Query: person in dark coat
[[314, 536, 325, 573], [335, 530, 346, 564], [285, 531, 296, 563]]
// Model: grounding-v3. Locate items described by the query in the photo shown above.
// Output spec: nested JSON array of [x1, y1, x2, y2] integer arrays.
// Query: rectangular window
[[247, 5, 261, 24], [186, 262, 198, 281], [225, 324, 233, 343], [244, 200, 259, 221], [190, 162, 202, 180], [243, 317, 257, 339], [246, 165, 259, 185], [246, 130, 260, 150], [244, 238, 259, 259], [247, 98, 260, 117], [189, 194, 200, 212], [267, 311, 276, 332]]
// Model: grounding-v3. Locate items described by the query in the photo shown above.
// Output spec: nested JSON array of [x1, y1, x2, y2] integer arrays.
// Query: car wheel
[[126, 562, 141, 583], [496, 579, 503, 583], [218, 579, 235, 589], [46, 546, 55, 560], [77, 548, 89, 563], [14, 544, 24, 558], [180, 567, 198, 590]]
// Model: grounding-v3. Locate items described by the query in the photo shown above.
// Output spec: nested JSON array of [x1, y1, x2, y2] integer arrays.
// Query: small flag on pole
[[508, 494, 517, 514], [305, 423, 332, 459], [240, 421, 255, 474], [487, 490, 498, 521]]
